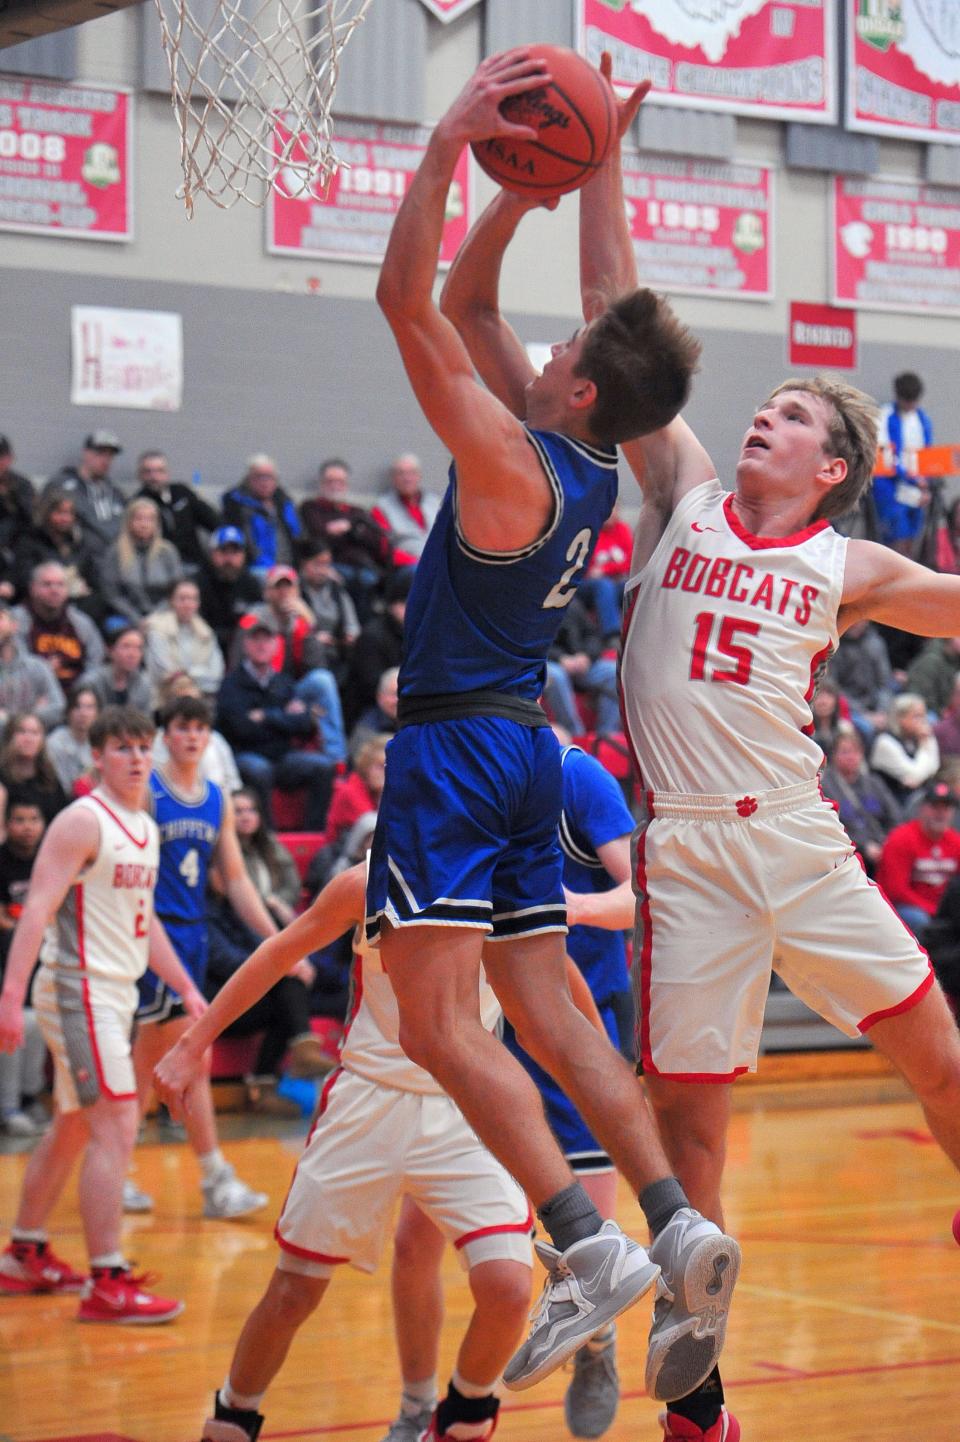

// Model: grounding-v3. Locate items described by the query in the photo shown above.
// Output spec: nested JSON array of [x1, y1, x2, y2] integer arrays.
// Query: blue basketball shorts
[[136, 919, 207, 1024], [365, 716, 566, 943]]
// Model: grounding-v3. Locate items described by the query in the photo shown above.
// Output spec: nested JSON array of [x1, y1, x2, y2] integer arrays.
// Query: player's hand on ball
[[441, 48, 549, 148]]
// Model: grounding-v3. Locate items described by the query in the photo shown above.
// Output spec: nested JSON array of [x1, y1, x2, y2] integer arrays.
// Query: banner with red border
[[832, 174, 960, 316], [578, 0, 837, 123], [267, 117, 472, 266], [846, 0, 960, 144], [415, 0, 482, 20], [788, 300, 857, 368], [0, 77, 132, 241], [622, 152, 773, 300]]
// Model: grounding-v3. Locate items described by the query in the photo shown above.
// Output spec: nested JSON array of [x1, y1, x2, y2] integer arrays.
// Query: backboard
[[0, 0, 145, 51]]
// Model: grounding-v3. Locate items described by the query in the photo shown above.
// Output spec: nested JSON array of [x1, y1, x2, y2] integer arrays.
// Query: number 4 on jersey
[[690, 611, 760, 686]]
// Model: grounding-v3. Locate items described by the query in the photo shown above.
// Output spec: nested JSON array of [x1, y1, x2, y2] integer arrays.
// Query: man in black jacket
[[197, 527, 263, 658], [134, 451, 220, 572], [216, 612, 335, 829]]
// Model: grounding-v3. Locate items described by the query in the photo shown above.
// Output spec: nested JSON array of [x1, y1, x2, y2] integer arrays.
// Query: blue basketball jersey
[[148, 769, 224, 928], [559, 745, 633, 1003], [399, 427, 619, 699]]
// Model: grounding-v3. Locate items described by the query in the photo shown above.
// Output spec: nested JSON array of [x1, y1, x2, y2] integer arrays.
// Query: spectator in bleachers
[[100, 497, 183, 626], [0, 601, 64, 732], [873, 371, 934, 552], [48, 429, 126, 550], [829, 618, 894, 736], [870, 692, 940, 806], [820, 723, 902, 873], [924, 873, 960, 1021], [80, 624, 151, 715], [152, 673, 241, 793], [143, 576, 224, 705], [325, 734, 386, 855], [545, 593, 620, 738], [876, 780, 960, 941], [222, 454, 301, 575], [45, 684, 98, 796], [216, 611, 335, 832], [935, 497, 960, 576], [935, 675, 960, 762], [343, 568, 410, 727], [809, 676, 846, 757], [905, 635, 960, 717], [11, 490, 102, 621], [0, 436, 35, 594], [231, 786, 302, 928], [297, 538, 360, 682], [133, 450, 220, 573], [348, 664, 399, 759], [197, 525, 263, 659], [371, 453, 441, 566], [299, 457, 391, 618], [0, 713, 68, 826], [0, 798, 49, 1137], [12, 561, 104, 690], [581, 500, 632, 642]]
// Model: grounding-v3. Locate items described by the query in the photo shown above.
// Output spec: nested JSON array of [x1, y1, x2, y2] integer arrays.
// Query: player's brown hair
[[159, 695, 213, 731], [89, 706, 155, 750], [577, 288, 701, 446], [766, 377, 879, 522]]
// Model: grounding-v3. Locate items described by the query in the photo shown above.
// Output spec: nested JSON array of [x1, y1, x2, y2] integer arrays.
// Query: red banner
[[788, 301, 857, 369], [268, 119, 473, 266], [846, 0, 960, 144], [416, 0, 482, 20], [0, 78, 131, 241], [832, 175, 960, 316], [622, 153, 773, 299], [579, 0, 836, 122]]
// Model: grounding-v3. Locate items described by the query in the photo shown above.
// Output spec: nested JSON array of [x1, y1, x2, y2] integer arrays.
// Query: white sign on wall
[[70, 305, 183, 411]]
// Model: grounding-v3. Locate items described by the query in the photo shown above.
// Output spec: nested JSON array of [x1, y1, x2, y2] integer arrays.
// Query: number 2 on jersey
[[543, 527, 592, 610], [690, 611, 760, 686]]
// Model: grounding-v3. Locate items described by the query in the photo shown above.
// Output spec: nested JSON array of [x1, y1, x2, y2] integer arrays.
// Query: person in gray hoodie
[[0, 603, 65, 732]]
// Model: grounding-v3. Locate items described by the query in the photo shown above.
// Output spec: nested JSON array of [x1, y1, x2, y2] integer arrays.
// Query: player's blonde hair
[[766, 377, 879, 522]]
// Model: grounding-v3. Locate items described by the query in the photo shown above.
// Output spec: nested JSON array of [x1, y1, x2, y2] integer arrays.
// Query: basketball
[[471, 45, 617, 200]]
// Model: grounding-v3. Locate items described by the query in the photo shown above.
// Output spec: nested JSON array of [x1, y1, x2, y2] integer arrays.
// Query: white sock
[[401, 1376, 439, 1417], [199, 1148, 226, 1182], [90, 1251, 125, 1269], [11, 1228, 47, 1245], [451, 1369, 498, 1399], [221, 1380, 265, 1413], [586, 1322, 616, 1353]]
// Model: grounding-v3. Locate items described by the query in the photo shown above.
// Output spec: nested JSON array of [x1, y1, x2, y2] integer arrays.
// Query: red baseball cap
[[265, 565, 297, 587]]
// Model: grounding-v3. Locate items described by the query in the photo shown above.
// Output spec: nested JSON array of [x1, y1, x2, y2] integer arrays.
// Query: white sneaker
[[2, 1109, 42, 1138], [122, 1178, 154, 1213], [202, 1163, 268, 1220], [645, 1208, 741, 1404], [376, 1409, 434, 1442], [503, 1219, 659, 1391]]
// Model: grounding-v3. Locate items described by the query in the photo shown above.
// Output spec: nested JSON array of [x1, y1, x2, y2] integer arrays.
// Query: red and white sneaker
[[0, 1239, 86, 1294], [419, 1406, 499, 1442], [659, 1408, 740, 1441], [77, 1266, 184, 1324]]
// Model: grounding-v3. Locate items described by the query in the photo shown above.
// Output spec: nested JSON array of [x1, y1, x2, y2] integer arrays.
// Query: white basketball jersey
[[620, 478, 848, 795], [46, 788, 159, 1010], [340, 926, 502, 1096]]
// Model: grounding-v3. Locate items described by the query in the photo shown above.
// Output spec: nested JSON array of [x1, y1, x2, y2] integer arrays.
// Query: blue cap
[[212, 525, 245, 549]]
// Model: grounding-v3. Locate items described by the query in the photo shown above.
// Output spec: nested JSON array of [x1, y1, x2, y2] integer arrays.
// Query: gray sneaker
[[503, 1219, 659, 1392], [564, 1329, 619, 1438], [376, 1409, 434, 1442], [645, 1208, 741, 1404], [122, 1178, 155, 1213], [202, 1163, 268, 1220]]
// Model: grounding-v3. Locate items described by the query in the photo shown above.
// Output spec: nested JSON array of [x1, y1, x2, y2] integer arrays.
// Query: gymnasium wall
[[1, 2, 959, 499]]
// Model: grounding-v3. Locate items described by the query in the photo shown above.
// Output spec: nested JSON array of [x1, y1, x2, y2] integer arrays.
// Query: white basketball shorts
[[275, 1066, 533, 1277], [33, 965, 137, 1112], [634, 780, 934, 1080]]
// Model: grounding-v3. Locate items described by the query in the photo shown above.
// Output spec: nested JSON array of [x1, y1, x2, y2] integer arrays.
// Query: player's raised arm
[[841, 539, 960, 636]]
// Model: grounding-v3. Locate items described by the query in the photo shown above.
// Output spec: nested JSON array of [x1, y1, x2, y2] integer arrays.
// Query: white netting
[[152, 0, 374, 214]]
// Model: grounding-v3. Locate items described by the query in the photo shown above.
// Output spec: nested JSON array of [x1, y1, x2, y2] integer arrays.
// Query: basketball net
[[152, 0, 374, 214]]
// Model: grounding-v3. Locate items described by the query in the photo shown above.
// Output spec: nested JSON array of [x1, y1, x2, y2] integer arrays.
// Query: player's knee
[[396, 1016, 449, 1077], [263, 1266, 325, 1324], [468, 1258, 532, 1324]]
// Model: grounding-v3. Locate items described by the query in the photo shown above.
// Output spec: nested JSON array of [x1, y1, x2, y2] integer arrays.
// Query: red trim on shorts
[[454, 1207, 534, 1251], [274, 1227, 349, 1265], [643, 1064, 750, 1084], [88, 793, 149, 849], [858, 965, 935, 1033], [723, 493, 829, 551], [74, 883, 136, 1103], [635, 821, 655, 1074]]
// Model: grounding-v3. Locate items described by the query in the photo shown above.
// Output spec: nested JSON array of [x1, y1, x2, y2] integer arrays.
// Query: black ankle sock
[[667, 1368, 725, 1430], [214, 1393, 265, 1441], [537, 1181, 604, 1252], [639, 1176, 690, 1238], [435, 1383, 499, 1433]]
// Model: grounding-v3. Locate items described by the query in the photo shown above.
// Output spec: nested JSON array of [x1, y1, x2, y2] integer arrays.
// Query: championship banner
[[788, 301, 857, 369], [415, 0, 482, 20], [832, 175, 960, 316], [71, 306, 183, 411], [268, 118, 473, 265], [846, 0, 960, 144], [0, 77, 131, 241], [621, 153, 773, 300], [579, 0, 836, 123]]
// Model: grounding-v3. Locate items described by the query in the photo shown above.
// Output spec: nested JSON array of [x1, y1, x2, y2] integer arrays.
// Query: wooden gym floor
[[1, 1059, 958, 1442]]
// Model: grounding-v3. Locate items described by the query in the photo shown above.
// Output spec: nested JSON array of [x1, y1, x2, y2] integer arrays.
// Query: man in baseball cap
[[212, 525, 246, 551], [83, 430, 122, 454], [877, 778, 960, 941], [46, 430, 126, 550], [198, 529, 262, 659]]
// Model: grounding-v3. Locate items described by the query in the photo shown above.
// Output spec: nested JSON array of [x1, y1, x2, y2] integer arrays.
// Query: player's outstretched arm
[[439, 189, 550, 418], [153, 864, 365, 1112], [841, 540, 960, 636], [0, 806, 98, 1052]]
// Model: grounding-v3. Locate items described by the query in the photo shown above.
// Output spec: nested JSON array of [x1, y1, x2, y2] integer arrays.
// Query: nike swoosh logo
[[691, 522, 720, 533]]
